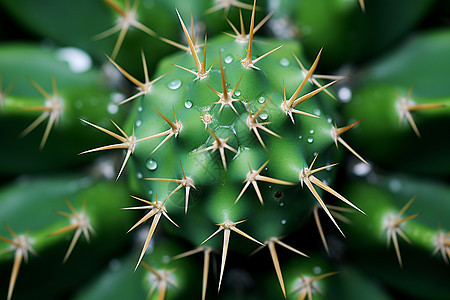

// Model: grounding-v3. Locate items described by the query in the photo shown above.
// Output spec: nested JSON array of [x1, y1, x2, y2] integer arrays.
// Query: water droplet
[[260, 113, 268, 120], [281, 219, 287, 225], [258, 96, 266, 104], [338, 86, 352, 103], [138, 106, 143, 112], [234, 90, 241, 97], [279, 58, 290, 67], [298, 135, 302, 139], [184, 100, 193, 108], [57, 47, 92, 73], [108, 259, 121, 271], [97, 158, 115, 179], [313, 109, 321, 116], [389, 179, 402, 192], [279, 202, 285, 207], [111, 93, 124, 104], [108, 103, 118, 114], [167, 79, 182, 90], [148, 190, 153, 195], [327, 118, 332, 124], [136, 120, 142, 127], [136, 172, 143, 179], [313, 266, 322, 274], [224, 55, 233, 64], [307, 138, 314, 143], [146, 158, 158, 171], [353, 162, 372, 177], [309, 129, 314, 134]]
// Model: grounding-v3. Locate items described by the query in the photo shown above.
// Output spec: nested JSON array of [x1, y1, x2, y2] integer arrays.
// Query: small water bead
[[136, 172, 143, 179], [259, 113, 268, 120], [167, 79, 182, 90], [107, 103, 118, 114], [309, 129, 315, 134], [108, 259, 122, 271], [146, 158, 158, 171], [110, 92, 124, 104], [258, 96, 266, 104], [298, 135, 302, 139], [389, 179, 402, 192], [269, 18, 296, 39], [281, 219, 287, 225], [234, 90, 241, 97], [57, 47, 92, 73], [279, 58, 290, 67], [97, 159, 115, 180], [136, 120, 142, 127], [279, 202, 285, 207], [138, 106, 143, 112], [307, 137, 314, 143], [224, 55, 233, 64], [148, 190, 153, 195], [313, 266, 322, 274], [353, 162, 372, 177], [313, 109, 321, 116], [338, 86, 352, 103], [184, 100, 193, 109]]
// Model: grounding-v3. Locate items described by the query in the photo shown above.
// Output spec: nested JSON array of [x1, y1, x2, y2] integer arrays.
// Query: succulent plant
[[0, 0, 449, 299]]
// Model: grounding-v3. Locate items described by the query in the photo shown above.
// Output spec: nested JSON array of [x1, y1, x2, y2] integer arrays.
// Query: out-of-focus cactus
[[0, 0, 449, 299]]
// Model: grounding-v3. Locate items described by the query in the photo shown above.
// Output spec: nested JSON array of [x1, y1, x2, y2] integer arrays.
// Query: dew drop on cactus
[[167, 79, 182, 90], [146, 159, 158, 171]]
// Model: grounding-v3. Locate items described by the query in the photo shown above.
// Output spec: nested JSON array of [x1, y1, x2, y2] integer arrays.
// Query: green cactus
[[1, 0, 449, 299]]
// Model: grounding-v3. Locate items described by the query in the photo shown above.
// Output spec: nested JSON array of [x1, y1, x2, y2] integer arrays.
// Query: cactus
[[1, 0, 449, 299]]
